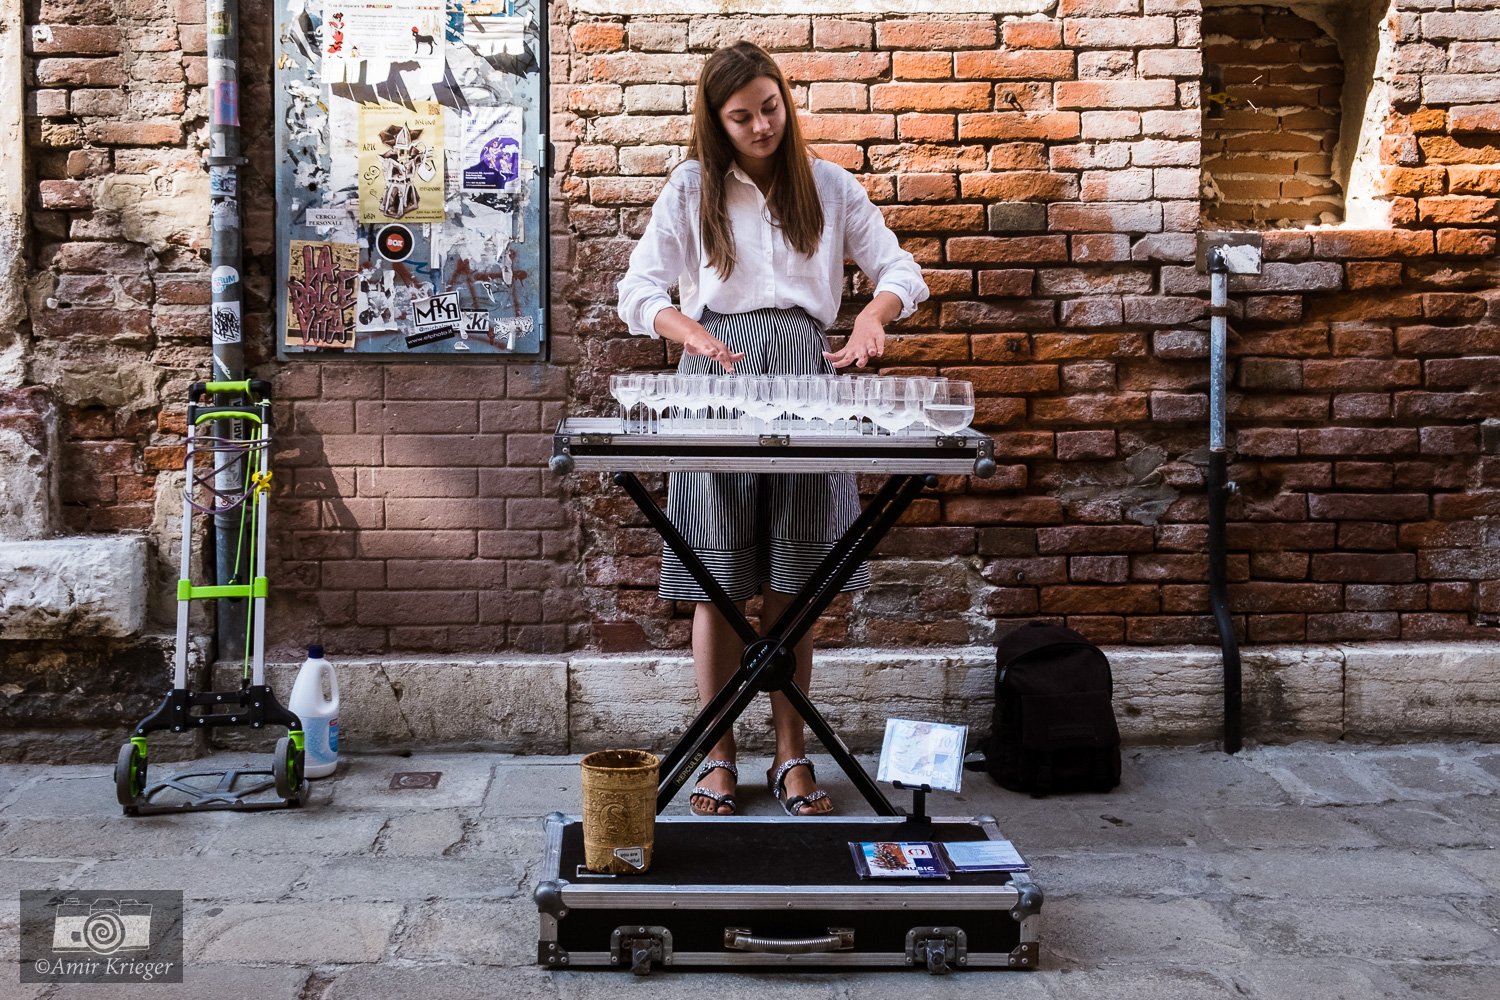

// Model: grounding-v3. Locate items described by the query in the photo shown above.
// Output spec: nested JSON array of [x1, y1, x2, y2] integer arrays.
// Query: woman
[[616, 41, 928, 816]]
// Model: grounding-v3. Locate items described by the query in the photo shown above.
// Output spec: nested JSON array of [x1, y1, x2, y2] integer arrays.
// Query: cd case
[[848, 841, 951, 879]]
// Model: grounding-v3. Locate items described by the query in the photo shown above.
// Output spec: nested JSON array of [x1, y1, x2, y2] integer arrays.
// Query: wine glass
[[639, 374, 668, 434], [609, 373, 643, 433], [924, 380, 975, 433], [869, 378, 918, 435]]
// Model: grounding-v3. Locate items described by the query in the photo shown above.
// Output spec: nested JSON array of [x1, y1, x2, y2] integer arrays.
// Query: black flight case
[[535, 812, 1041, 975]]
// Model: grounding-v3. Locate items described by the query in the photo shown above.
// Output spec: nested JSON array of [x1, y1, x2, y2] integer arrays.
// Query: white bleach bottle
[[289, 644, 340, 778]]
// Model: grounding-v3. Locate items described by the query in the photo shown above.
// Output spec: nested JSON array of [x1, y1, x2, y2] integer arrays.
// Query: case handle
[[723, 927, 854, 954]]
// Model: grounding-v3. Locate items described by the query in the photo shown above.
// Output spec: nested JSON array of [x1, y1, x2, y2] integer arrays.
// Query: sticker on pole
[[612, 847, 646, 871]]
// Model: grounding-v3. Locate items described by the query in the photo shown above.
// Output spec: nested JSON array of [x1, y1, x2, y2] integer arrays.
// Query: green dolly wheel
[[114, 742, 146, 809], [272, 736, 304, 803]]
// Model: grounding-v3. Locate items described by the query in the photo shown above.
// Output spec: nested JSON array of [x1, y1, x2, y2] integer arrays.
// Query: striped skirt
[[659, 307, 870, 602]]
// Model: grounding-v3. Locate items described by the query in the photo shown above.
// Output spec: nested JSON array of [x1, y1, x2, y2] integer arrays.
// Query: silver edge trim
[[552, 952, 1025, 967], [560, 886, 1022, 909], [553, 815, 986, 825]]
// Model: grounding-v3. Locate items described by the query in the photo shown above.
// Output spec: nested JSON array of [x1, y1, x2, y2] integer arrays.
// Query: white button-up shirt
[[617, 158, 929, 338]]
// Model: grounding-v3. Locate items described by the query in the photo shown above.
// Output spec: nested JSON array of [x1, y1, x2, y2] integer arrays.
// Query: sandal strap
[[696, 758, 739, 782], [783, 789, 829, 816], [770, 756, 816, 799], [690, 787, 736, 809]]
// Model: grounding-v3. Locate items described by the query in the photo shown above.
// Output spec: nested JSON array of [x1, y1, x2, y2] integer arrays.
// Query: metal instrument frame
[[551, 418, 997, 816]]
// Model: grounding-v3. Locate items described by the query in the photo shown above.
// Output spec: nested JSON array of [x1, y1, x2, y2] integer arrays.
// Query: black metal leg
[[765, 474, 932, 651], [779, 681, 899, 816], [614, 467, 935, 815], [612, 471, 758, 647]]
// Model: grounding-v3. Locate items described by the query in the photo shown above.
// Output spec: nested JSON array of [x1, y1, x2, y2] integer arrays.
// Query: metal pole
[[207, 0, 247, 660], [1206, 247, 1242, 754]]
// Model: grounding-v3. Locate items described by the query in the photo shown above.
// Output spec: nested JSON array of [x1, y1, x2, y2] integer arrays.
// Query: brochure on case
[[849, 841, 951, 880], [876, 718, 968, 794], [939, 839, 1030, 873]]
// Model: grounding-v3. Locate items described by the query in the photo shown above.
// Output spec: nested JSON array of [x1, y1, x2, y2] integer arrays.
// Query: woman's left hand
[[823, 313, 887, 369]]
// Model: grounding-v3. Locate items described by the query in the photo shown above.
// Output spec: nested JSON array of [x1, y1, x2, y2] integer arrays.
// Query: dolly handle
[[189, 379, 274, 403]]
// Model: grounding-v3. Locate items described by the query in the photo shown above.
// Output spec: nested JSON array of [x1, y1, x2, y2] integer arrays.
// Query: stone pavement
[[1, 742, 1498, 999]]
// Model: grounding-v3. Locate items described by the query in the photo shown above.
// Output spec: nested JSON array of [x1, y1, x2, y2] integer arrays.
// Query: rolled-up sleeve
[[841, 173, 928, 322], [617, 175, 690, 338]]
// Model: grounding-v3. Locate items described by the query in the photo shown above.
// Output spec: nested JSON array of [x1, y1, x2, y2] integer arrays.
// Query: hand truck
[[113, 379, 308, 815]]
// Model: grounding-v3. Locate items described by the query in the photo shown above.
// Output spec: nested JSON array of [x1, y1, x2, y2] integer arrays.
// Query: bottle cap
[[308, 644, 325, 659]]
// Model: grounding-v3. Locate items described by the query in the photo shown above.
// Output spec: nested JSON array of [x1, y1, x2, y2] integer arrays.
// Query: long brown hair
[[688, 41, 822, 280]]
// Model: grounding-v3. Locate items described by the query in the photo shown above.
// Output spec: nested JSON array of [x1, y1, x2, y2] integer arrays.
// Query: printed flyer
[[358, 101, 446, 224]]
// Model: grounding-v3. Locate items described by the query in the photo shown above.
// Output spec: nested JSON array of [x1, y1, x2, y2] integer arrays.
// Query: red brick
[[689, 16, 810, 51], [947, 496, 1063, 525], [941, 299, 1055, 329], [958, 112, 1081, 141], [955, 50, 1074, 80], [85, 121, 183, 145], [959, 172, 1077, 201], [947, 235, 1068, 263], [571, 22, 626, 53], [897, 113, 956, 141], [875, 19, 996, 50], [1056, 80, 1179, 109], [1308, 229, 1433, 260], [775, 52, 890, 82], [1419, 196, 1500, 225], [1002, 20, 1064, 49], [977, 269, 1035, 297], [799, 114, 896, 141], [1031, 393, 1148, 425], [28, 24, 123, 55], [813, 19, 873, 51], [34, 56, 124, 86], [892, 51, 953, 80], [871, 82, 993, 112], [1449, 104, 1500, 134], [1436, 229, 1498, 256], [1041, 585, 1159, 614]]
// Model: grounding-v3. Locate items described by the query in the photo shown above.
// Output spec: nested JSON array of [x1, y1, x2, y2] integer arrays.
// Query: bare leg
[[690, 600, 744, 814], [761, 587, 833, 814]]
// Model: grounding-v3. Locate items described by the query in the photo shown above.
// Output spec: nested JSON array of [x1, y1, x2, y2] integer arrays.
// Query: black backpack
[[975, 622, 1121, 796]]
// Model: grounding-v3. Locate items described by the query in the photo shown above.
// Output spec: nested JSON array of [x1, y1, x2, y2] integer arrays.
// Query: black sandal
[[768, 757, 831, 816], [689, 759, 738, 815]]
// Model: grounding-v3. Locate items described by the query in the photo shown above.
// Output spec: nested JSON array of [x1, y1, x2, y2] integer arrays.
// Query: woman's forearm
[[652, 306, 697, 345], [860, 290, 904, 326]]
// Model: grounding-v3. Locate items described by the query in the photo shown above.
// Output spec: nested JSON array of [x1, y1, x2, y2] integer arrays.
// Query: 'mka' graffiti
[[287, 243, 358, 347]]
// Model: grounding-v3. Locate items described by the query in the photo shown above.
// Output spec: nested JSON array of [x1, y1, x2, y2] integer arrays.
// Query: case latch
[[905, 926, 968, 975], [610, 925, 672, 976]]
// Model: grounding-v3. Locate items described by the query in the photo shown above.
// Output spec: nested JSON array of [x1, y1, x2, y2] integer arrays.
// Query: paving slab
[[187, 901, 403, 963], [1230, 897, 1499, 961]]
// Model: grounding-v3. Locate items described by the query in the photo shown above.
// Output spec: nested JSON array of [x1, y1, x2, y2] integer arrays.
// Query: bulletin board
[[273, 0, 548, 359]]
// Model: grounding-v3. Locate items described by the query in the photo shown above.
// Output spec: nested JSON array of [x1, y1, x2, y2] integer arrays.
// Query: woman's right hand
[[679, 322, 746, 373]]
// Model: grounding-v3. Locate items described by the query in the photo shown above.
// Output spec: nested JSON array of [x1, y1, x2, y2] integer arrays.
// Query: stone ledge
[[204, 642, 1499, 753], [0, 536, 148, 639]]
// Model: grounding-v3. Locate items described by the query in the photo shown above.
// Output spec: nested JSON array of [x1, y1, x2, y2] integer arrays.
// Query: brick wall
[[1202, 5, 1345, 226], [14, 0, 1500, 659]]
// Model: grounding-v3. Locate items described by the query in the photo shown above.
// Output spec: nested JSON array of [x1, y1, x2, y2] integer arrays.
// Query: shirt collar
[[726, 162, 757, 187]]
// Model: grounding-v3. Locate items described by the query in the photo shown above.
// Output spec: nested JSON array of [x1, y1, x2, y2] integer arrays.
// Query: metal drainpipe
[[207, 0, 248, 661], [1207, 246, 1242, 754]]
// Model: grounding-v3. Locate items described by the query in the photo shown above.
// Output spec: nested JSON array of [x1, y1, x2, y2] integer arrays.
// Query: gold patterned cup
[[579, 749, 660, 874]]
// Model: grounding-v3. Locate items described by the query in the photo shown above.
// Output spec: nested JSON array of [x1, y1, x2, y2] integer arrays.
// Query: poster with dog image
[[322, 0, 446, 93]]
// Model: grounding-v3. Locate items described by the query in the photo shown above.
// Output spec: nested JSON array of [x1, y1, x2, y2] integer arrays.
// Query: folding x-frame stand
[[609, 470, 940, 818]]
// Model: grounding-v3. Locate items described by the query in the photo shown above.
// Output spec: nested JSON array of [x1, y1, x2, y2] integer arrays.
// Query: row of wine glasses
[[608, 373, 976, 435]]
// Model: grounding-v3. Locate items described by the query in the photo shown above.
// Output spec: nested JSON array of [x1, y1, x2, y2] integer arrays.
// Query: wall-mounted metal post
[[1198, 233, 1262, 755]]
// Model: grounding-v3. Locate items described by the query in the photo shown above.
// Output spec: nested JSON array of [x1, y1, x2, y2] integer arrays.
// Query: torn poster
[[464, 11, 527, 58], [358, 101, 445, 224], [285, 239, 359, 349], [460, 106, 522, 192], [323, 0, 446, 94]]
